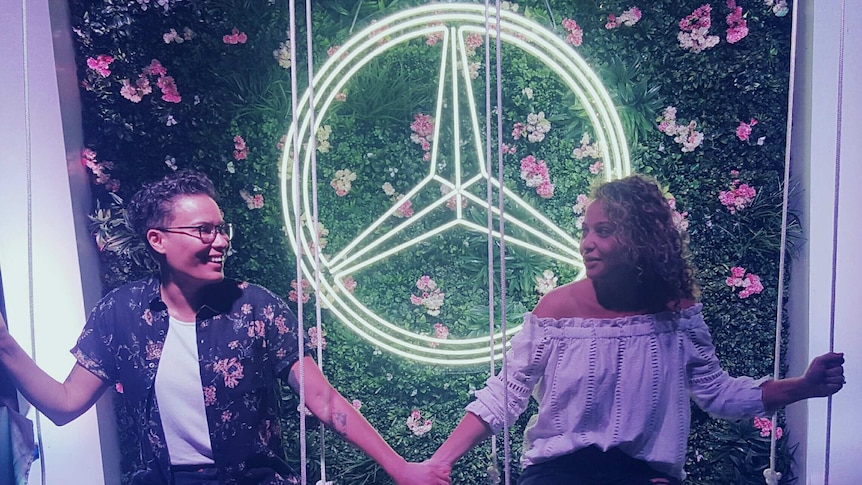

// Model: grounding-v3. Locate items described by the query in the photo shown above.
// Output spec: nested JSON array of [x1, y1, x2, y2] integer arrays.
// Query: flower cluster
[[307, 326, 326, 350], [120, 59, 181, 103], [273, 33, 291, 69], [561, 18, 583, 46], [233, 135, 248, 160], [428, 322, 449, 348], [465, 33, 483, 56], [512, 112, 551, 143], [393, 194, 414, 218], [406, 409, 433, 437], [330, 169, 356, 196], [572, 193, 591, 228], [719, 173, 757, 213], [410, 113, 434, 161], [736, 118, 764, 144], [440, 185, 466, 210], [535, 270, 558, 296], [519, 155, 555, 199], [298, 213, 329, 253], [239, 189, 264, 210], [425, 21, 444, 46], [81, 148, 120, 192], [342, 276, 357, 293], [764, 0, 789, 17], [726, 266, 764, 298], [678, 4, 720, 52], [657, 106, 704, 152], [725, 0, 749, 44], [163, 27, 194, 44], [754, 416, 783, 439], [666, 195, 690, 233], [410, 275, 445, 316], [316, 125, 332, 153], [86, 54, 114, 77], [606, 7, 642, 29], [572, 132, 601, 160], [382, 183, 414, 217], [222, 28, 248, 45], [289, 278, 310, 303]]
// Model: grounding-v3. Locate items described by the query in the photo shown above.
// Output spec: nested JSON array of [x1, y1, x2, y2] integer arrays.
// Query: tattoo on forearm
[[333, 411, 348, 437]]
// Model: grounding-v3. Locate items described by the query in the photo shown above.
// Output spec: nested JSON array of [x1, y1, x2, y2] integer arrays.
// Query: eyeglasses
[[154, 223, 234, 243]]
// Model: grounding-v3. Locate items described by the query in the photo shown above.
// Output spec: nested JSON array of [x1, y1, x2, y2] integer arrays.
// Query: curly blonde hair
[[591, 174, 699, 306]]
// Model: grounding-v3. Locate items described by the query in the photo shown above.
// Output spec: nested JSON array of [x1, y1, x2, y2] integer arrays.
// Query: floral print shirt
[[72, 277, 303, 484]]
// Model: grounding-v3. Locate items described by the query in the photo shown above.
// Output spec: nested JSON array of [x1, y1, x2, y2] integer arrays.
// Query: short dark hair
[[126, 169, 218, 244], [591, 174, 698, 305]]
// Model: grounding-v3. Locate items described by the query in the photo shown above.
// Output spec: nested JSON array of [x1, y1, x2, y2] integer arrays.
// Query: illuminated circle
[[281, 3, 630, 365]]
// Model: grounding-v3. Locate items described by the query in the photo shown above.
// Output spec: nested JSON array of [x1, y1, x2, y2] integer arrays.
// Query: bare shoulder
[[532, 280, 592, 319]]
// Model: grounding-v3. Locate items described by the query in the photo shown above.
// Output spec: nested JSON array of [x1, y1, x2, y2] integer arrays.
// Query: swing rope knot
[[763, 467, 782, 485]]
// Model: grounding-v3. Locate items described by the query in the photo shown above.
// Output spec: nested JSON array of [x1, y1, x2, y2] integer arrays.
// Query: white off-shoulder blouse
[[465, 304, 767, 480]]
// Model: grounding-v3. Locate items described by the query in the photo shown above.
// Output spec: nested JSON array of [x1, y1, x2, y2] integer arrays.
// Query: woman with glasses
[[0, 170, 448, 485]]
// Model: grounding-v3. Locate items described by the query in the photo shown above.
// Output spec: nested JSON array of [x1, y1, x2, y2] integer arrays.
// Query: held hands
[[390, 459, 451, 485], [802, 352, 845, 398]]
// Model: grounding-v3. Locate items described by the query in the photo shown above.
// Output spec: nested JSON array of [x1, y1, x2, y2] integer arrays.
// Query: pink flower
[[307, 326, 326, 350], [754, 416, 783, 438], [736, 118, 757, 141], [157, 75, 181, 103], [725, 0, 749, 44], [289, 279, 311, 303], [143, 59, 167, 77], [343, 276, 357, 293], [327, 45, 340, 57], [233, 135, 248, 160], [86, 54, 114, 77], [726, 267, 764, 298], [589, 161, 604, 174], [351, 399, 362, 410], [561, 19, 584, 46], [394, 195, 414, 218], [719, 177, 757, 213], [410, 113, 434, 138], [606, 7, 642, 29], [223, 28, 248, 45]]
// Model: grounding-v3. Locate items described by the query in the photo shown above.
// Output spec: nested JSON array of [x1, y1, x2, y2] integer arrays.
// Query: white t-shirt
[[154, 316, 215, 465]]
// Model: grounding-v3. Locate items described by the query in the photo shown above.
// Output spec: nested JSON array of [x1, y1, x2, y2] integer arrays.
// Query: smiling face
[[579, 200, 627, 281], [147, 194, 230, 289]]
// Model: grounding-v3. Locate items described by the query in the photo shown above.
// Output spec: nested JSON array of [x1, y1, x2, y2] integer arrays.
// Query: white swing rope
[[300, 0, 329, 481], [286, 1, 311, 483], [20, 0, 47, 482], [481, 2, 513, 483], [289, 1, 327, 483], [766, 1, 843, 483], [482, 0, 500, 477], [822, 1, 846, 483], [764, 0, 799, 482]]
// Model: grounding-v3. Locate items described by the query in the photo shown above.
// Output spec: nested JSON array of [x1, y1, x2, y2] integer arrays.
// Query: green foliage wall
[[72, 0, 798, 483]]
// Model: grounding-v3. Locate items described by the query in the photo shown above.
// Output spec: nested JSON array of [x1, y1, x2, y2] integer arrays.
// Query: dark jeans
[[171, 465, 218, 485], [518, 446, 681, 485]]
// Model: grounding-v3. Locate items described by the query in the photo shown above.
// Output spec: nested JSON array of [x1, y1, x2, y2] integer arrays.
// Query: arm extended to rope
[[287, 355, 450, 485], [761, 352, 844, 414], [0, 313, 108, 426]]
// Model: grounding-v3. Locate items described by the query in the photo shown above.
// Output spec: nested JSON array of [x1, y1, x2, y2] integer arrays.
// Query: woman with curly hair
[[428, 174, 844, 484]]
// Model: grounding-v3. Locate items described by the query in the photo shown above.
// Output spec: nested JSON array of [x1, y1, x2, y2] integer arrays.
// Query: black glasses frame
[[154, 223, 233, 243]]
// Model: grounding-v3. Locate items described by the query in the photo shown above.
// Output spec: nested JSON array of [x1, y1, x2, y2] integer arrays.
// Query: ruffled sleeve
[[466, 314, 552, 433], [684, 315, 768, 419]]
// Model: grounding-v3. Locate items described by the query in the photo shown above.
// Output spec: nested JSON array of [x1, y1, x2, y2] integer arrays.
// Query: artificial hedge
[[72, 0, 798, 483]]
